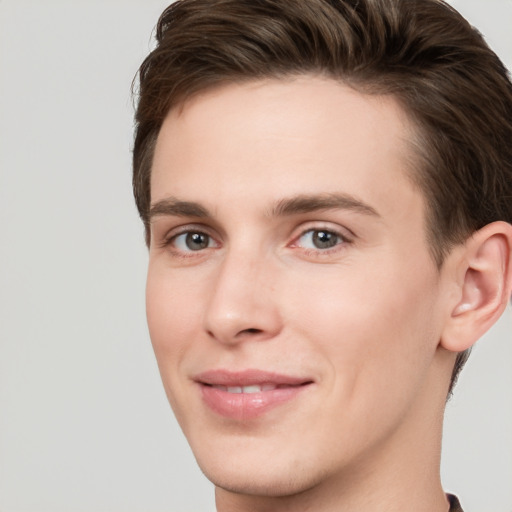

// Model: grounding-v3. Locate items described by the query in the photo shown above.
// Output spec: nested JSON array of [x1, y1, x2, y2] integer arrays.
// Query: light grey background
[[0, 1, 510, 511]]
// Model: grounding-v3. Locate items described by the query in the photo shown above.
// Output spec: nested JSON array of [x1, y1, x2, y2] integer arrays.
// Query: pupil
[[186, 232, 208, 250], [313, 231, 337, 249]]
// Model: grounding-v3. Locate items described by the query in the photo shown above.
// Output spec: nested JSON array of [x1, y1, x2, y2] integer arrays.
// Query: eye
[[295, 229, 345, 250], [172, 231, 217, 252]]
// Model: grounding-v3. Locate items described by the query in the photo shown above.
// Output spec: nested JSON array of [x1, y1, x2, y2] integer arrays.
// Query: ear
[[440, 221, 512, 353]]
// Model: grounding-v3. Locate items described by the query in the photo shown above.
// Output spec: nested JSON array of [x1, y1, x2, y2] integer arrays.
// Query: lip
[[194, 369, 314, 420]]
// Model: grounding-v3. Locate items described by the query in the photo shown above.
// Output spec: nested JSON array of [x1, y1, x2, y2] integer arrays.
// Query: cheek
[[145, 265, 209, 428], [145, 265, 203, 367], [286, 260, 441, 396]]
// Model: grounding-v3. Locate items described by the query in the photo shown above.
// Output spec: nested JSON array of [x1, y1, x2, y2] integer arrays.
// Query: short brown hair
[[132, 0, 512, 392]]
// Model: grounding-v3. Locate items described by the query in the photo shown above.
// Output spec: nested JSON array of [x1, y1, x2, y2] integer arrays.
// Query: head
[[132, 0, 512, 505], [133, 0, 512, 395]]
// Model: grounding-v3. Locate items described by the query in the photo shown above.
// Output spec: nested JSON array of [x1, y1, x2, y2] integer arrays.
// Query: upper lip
[[194, 369, 313, 387]]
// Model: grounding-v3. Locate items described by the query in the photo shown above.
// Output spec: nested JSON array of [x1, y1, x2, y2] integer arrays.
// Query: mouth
[[207, 382, 305, 394], [194, 370, 314, 420]]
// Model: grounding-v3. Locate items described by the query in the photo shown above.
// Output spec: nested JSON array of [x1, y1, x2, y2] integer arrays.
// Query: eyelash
[[160, 224, 353, 258], [289, 227, 352, 256], [160, 226, 219, 258]]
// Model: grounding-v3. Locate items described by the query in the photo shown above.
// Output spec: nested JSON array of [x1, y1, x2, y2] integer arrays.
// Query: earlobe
[[441, 221, 512, 353]]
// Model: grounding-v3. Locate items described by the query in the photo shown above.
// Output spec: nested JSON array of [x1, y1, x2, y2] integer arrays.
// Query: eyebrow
[[270, 193, 380, 218], [149, 198, 211, 220], [148, 192, 380, 221]]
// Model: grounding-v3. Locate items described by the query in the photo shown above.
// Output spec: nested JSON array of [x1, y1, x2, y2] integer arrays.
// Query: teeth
[[212, 384, 278, 393], [243, 385, 263, 394]]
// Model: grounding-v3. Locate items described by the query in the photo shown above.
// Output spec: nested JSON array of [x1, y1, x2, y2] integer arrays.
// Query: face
[[147, 77, 453, 499]]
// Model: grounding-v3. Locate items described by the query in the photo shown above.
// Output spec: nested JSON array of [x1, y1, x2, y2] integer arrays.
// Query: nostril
[[243, 328, 262, 334]]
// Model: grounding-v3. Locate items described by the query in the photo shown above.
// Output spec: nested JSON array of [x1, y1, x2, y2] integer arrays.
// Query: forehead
[[151, 76, 422, 223]]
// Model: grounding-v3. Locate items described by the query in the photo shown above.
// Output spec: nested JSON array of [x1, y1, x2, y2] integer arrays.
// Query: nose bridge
[[203, 244, 281, 344]]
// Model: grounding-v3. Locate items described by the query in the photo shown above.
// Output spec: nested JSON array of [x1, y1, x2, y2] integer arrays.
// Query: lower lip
[[200, 384, 310, 420]]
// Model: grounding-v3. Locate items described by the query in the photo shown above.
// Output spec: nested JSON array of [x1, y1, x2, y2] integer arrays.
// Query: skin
[[145, 76, 504, 512]]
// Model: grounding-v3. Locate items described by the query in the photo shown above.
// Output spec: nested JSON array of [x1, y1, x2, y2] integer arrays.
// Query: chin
[[201, 461, 320, 498], [190, 437, 331, 499]]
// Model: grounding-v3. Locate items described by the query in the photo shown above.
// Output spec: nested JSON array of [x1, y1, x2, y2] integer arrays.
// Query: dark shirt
[[448, 494, 463, 512]]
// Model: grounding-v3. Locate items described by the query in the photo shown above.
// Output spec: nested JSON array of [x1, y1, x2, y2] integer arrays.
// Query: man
[[132, 1, 512, 510]]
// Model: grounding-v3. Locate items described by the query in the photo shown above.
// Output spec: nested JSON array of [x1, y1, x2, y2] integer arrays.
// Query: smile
[[195, 370, 314, 420], [210, 383, 299, 393]]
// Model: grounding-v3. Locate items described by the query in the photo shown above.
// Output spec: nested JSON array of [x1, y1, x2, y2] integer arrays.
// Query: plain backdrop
[[0, 1, 510, 511]]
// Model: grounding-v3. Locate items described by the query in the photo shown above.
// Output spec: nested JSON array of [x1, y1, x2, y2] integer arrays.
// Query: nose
[[203, 249, 283, 345]]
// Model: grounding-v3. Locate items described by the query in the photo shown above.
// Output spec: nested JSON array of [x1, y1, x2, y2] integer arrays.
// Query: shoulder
[[447, 494, 464, 512]]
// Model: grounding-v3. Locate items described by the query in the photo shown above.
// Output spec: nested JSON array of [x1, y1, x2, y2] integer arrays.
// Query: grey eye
[[187, 232, 209, 250], [174, 232, 213, 251], [312, 230, 339, 249], [298, 229, 342, 250]]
